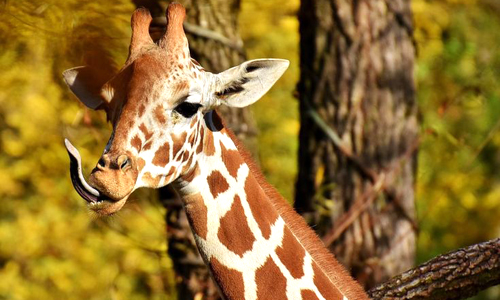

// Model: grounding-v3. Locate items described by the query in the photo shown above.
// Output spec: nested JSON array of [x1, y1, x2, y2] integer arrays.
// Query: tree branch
[[368, 238, 500, 300]]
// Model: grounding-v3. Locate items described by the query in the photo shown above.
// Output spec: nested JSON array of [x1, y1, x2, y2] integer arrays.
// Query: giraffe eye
[[174, 102, 202, 118]]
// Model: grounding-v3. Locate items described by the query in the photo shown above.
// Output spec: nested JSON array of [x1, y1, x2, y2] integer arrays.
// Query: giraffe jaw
[[64, 139, 130, 216]]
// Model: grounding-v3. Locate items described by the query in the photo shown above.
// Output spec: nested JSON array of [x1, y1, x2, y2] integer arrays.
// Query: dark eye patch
[[174, 102, 202, 118]]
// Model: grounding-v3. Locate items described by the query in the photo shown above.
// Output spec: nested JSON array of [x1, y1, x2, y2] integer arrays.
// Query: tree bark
[[296, 0, 418, 289], [368, 238, 500, 300], [133, 1, 254, 299]]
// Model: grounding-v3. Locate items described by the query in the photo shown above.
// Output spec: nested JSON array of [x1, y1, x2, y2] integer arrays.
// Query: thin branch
[[368, 238, 500, 300], [467, 117, 500, 167], [322, 174, 385, 246], [306, 106, 379, 182]]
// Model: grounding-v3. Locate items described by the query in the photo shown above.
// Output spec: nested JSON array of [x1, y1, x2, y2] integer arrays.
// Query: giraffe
[[63, 3, 369, 300]]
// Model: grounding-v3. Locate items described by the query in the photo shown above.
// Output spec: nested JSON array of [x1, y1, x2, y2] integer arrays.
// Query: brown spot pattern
[[166, 166, 176, 178], [218, 196, 256, 257], [196, 137, 203, 154], [312, 263, 344, 300], [207, 170, 229, 198], [276, 227, 305, 279], [204, 131, 216, 156], [138, 104, 145, 117], [184, 193, 208, 239], [220, 142, 242, 178], [182, 150, 189, 161], [142, 172, 162, 186], [131, 135, 142, 152], [187, 131, 195, 145], [152, 143, 170, 167], [137, 158, 146, 172], [255, 256, 287, 300], [244, 177, 279, 239], [143, 140, 153, 151], [209, 257, 245, 300], [154, 105, 166, 124], [183, 154, 194, 172], [139, 123, 153, 141], [190, 116, 197, 128], [301, 290, 320, 300]]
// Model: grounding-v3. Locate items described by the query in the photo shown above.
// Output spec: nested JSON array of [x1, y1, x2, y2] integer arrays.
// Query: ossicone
[[159, 2, 189, 62], [128, 7, 155, 60]]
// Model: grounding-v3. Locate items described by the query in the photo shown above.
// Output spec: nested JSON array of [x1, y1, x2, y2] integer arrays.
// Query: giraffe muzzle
[[64, 139, 136, 215]]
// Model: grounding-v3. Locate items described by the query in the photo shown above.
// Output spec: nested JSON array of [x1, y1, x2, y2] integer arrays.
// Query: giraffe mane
[[215, 111, 368, 300]]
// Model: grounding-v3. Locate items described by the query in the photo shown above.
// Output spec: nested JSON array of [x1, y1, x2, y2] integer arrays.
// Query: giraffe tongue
[[64, 139, 101, 203]]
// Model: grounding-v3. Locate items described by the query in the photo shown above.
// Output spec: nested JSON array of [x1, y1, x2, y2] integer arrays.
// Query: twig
[[306, 105, 379, 182], [322, 174, 385, 246], [467, 117, 500, 167]]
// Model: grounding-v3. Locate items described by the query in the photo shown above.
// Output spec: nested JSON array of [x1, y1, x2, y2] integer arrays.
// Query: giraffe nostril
[[117, 155, 131, 171], [97, 157, 106, 169]]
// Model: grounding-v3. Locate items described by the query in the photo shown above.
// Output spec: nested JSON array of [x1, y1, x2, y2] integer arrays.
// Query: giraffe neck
[[174, 111, 367, 300]]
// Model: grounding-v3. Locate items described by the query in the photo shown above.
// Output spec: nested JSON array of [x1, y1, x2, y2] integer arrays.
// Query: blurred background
[[1, 0, 500, 299]]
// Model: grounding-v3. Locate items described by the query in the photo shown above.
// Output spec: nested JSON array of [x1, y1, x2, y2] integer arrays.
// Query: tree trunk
[[368, 238, 500, 300], [133, 1, 254, 299], [295, 0, 418, 289]]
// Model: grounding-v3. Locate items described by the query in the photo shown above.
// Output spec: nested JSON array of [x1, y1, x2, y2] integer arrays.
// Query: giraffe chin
[[87, 195, 129, 216]]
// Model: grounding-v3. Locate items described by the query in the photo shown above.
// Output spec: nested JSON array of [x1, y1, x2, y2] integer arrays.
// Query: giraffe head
[[64, 3, 288, 215]]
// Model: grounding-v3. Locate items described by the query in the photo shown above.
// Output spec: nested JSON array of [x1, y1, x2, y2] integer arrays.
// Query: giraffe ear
[[213, 59, 289, 108], [63, 66, 108, 110]]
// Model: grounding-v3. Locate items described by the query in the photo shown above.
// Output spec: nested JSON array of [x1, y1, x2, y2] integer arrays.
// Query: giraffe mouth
[[64, 139, 112, 204]]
